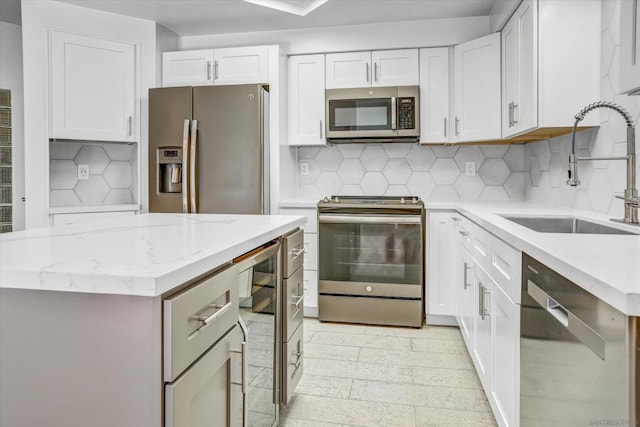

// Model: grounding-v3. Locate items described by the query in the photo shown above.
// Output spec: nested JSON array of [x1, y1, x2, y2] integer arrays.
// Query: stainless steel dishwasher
[[521, 253, 638, 426]]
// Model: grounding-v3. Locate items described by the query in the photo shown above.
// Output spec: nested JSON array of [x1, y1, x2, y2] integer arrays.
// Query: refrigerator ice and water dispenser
[[157, 147, 182, 194]]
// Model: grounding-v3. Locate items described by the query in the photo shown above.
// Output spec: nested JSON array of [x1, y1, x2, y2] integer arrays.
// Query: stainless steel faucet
[[567, 101, 638, 225]]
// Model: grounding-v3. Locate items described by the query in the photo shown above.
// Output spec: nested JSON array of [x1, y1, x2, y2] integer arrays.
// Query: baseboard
[[426, 314, 458, 326], [303, 306, 318, 318]]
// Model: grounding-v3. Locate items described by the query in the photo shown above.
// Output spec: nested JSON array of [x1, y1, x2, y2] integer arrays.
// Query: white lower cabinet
[[50, 210, 136, 226], [426, 211, 458, 324], [451, 212, 520, 427]]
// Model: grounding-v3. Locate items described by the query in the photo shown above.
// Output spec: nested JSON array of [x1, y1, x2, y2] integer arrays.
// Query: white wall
[[524, 0, 640, 216], [0, 22, 25, 230], [21, 1, 157, 228], [155, 24, 179, 87], [180, 16, 491, 54]]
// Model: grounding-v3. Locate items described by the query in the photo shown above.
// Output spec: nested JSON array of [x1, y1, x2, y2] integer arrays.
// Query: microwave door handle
[[182, 119, 190, 213], [189, 119, 198, 213], [391, 96, 397, 130]]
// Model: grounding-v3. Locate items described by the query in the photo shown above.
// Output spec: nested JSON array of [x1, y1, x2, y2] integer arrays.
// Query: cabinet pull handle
[[206, 61, 211, 80], [190, 301, 232, 330], [458, 229, 469, 237], [454, 116, 460, 136], [391, 96, 397, 130], [214, 60, 219, 80], [444, 117, 448, 138], [319, 120, 323, 139], [231, 318, 249, 425], [365, 63, 370, 82], [290, 247, 305, 260], [478, 283, 485, 318], [508, 102, 512, 127], [374, 62, 378, 82], [291, 351, 304, 369], [230, 340, 247, 392], [463, 262, 471, 289], [127, 116, 132, 137], [291, 294, 304, 308], [512, 103, 518, 125], [451, 216, 460, 221]]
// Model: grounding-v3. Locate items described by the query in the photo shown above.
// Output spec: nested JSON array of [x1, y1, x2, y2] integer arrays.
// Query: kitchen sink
[[499, 215, 639, 235]]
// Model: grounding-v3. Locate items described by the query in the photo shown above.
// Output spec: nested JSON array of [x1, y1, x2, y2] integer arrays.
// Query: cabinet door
[[325, 51, 371, 89], [458, 248, 475, 347], [49, 31, 135, 142], [371, 49, 419, 87], [473, 266, 493, 389], [213, 46, 269, 85], [419, 48, 450, 144], [165, 325, 243, 427], [491, 284, 519, 427], [426, 212, 458, 318], [620, 0, 640, 94], [303, 269, 318, 312], [289, 55, 326, 146], [502, 0, 537, 137], [162, 50, 214, 87], [453, 33, 501, 142]]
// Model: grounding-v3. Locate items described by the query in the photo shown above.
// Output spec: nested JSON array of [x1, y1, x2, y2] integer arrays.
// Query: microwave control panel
[[397, 97, 416, 130]]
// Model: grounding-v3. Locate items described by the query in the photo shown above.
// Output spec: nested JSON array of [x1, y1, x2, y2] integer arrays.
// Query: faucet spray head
[[567, 154, 580, 186]]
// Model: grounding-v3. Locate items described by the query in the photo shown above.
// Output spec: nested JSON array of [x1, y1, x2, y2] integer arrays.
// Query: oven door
[[318, 214, 423, 299]]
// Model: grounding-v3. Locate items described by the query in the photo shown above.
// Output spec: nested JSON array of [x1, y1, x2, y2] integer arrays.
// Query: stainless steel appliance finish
[[500, 215, 639, 235], [521, 253, 637, 426], [325, 86, 420, 143], [234, 241, 282, 427], [317, 196, 425, 327], [149, 85, 269, 214]]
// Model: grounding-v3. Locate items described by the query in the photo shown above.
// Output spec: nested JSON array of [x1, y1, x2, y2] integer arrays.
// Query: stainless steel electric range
[[317, 196, 425, 327]]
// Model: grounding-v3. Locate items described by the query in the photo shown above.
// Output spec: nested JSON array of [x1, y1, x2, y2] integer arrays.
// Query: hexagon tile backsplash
[[297, 143, 527, 202], [49, 141, 137, 207]]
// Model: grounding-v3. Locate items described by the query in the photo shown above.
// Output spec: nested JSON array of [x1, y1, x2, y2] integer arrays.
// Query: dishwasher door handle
[[527, 280, 606, 360]]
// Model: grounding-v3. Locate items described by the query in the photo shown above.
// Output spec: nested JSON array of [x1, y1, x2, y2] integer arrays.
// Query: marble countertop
[[278, 196, 640, 316], [0, 213, 306, 297]]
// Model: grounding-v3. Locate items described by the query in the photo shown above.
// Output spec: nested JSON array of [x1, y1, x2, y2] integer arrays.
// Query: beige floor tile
[[278, 419, 342, 427], [411, 366, 482, 390], [304, 342, 360, 361], [349, 379, 492, 413], [364, 324, 462, 340], [358, 347, 474, 370], [303, 319, 368, 335], [295, 374, 352, 399], [304, 358, 413, 383], [280, 394, 416, 427], [411, 338, 467, 353], [415, 406, 497, 426], [311, 331, 411, 350]]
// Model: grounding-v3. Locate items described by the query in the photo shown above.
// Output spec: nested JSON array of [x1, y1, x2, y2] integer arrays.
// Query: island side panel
[[0, 289, 162, 427]]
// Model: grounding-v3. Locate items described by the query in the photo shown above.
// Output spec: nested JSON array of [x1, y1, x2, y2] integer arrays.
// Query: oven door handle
[[318, 215, 422, 224]]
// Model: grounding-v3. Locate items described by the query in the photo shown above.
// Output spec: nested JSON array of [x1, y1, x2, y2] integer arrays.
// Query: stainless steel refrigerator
[[149, 85, 269, 214]]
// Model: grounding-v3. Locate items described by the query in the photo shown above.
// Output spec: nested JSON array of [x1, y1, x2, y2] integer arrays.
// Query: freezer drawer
[[283, 267, 304, 341], [165, 325, 243, 427], [282, 322, 304, 405], [283, 229, 304, 278], [164, 264, 239, 382]]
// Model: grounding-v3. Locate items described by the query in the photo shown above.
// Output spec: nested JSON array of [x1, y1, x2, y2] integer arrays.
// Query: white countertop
[[0, 213, 306, 297]]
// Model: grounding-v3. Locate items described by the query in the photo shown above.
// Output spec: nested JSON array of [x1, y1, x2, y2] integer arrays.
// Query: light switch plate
[[465, 162, 476, 177]]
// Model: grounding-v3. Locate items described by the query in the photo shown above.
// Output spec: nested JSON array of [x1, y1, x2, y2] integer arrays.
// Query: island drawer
[[282, 321, 304, 404], [163, 264, 239, 382], [283, 229, 304, 278], [284, 267, 304, 341]]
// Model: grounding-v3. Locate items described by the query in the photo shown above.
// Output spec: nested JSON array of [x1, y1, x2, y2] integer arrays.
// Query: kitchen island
[[0, 213, 306, 427]]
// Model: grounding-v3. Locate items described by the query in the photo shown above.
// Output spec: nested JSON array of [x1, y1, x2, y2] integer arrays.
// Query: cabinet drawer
[[487, 233, 521, 303], [471, 224, 490, 268], [284, 267, 304, 341], [282, 322, 304, 405], [164, 264, 239, 382], [456, 217, 474, 253], [283, 229, 304, 278]]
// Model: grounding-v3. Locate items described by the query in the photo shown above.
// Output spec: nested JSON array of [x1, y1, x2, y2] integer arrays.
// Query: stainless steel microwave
[[325, 86, 420, 143]]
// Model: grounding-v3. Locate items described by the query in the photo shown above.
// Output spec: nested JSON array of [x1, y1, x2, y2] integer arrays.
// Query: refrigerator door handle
[[189, 119, 198, 213], [182, 119, 190, 213]]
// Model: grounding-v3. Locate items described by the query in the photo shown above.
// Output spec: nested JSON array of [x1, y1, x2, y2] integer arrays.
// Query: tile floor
[[279, 319, 497, 427]]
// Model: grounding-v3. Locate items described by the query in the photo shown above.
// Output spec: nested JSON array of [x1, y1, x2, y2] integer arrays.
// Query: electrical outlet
[[77, 164, 89, 180], [465, 162, 476, 177], [300, 162, 309, 176]]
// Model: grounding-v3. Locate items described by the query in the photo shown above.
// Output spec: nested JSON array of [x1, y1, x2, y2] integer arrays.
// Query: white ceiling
[[49, 0, 498, 37]]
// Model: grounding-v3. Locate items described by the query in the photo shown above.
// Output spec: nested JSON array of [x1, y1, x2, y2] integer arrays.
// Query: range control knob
[[400, 197, 406, 204], [322, 196, 330, 203], [334, 196, 340, 203], [412, 197, 419, 204], [366, 285, 373, 292]]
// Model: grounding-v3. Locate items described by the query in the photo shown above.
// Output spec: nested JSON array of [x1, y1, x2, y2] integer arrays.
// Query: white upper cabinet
[[502, 0, 537, 138], [502, 0, 600, 138], [453, 33, 501, 142], [371, 49, 419, 86], [212, 46, 269, 85], [162, 46, 269, 87], [49, 31, 136, 142], [325, 49, 418, 89], [419, 47, 450, 144], [620, 0, 640, 94], [162, 49, 214, 87], [288, 54, 327, 146]]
